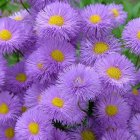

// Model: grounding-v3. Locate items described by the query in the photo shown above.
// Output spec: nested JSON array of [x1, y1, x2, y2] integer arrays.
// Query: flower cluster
[[0, 1, 139, 140]]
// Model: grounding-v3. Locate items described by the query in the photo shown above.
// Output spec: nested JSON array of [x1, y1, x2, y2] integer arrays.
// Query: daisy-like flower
[[0, 92, 21, 123], [108, 4, 127, 27], [41, 86, 85, 124], [80, 4, 113, 38], [24, 83, 46, 108], [35, 2, 81, 41], [27, 39, 75, 77], [66, 119, 103, 140], [122, 18, 140, 55], [25, 46, 57, 85], [15, 107, 52, 140], [58, 64, 101, 101], [80, 35, 121, 66], [101, 129, 136, 140], [95, 92, 131, 129], [130, 114, 140, 138], [5, 61, 31, 94], [94, 53, 136, 93], [0, 18, 27, 54], [0, 120, 16, 140], [9, 10, 29, 22]]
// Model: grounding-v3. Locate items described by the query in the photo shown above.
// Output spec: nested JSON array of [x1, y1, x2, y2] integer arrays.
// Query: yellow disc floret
[[132, 88, 139, 96], [14, 16, 23, 21], [16, 73, 27, 82], [111, 8, 119, 17], [137, 31, 140, 40], [0, 29, 12, 41], [5, 128, 15, 139], [52, 97, 64, 108], [89, 15, 101, 24], [51, 50, 65, 62], [28, 122, 39, 135], [49, 15, 64, 26], [81, 130, 96, 140], [106, 105, 118, 116], [106, 67, 122, 80], [93, 42, 109, 54], [0, 103, 9, 114]]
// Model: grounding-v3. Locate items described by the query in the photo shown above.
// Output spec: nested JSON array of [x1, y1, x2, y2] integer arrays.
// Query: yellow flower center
[[137, 31, 140, 40], [28, 122, 39, 135], [5, 128, 15, 139], [48, 15, 64, 26], [22, 106, 27, 113], [37, 63, 44, 69], [14, 16, 23, 21], [38, 95, 42, 103], [81, 130, 96, 140], [132, 88, 139, 95], [106, 67, 122, 80], [0, 103, 9, 114], [93, 42, 109, 54], [89, 15, 101, 24], [111, 8, 119, 17], [106, 105, 118, 116], [52, 97, 64, 108], [0, 29, 12, 41], [16, 73, 27, 82], [51, 50, 65, 62]]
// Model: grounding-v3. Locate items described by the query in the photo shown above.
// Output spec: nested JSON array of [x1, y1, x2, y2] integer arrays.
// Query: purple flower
[[0, 18, 28, 54], [9, 10, 29, 22], [0, 120, 16, 140], [41, 86, 85, 124], [58, 64, 101, 101], [26, 39, 75, 84], [0, 92, 21, 123], [122, 18, 140, 55], [80, 35, 121, 66], [94, 53, 136, 93], [95, 92, 131, 129], [66, 119, 103, 140], [15, 107, 52, 140], [101, 128, 136, 140], [80, 4, 113, 38], [35, 2, 81, 41], [5, 61, 31, 94], [108, 4, 127, 27], [130, 114, 140, 139], [24, 83, 46, 108]]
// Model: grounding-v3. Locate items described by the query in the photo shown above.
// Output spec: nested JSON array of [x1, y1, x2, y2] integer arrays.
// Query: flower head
[[0, 120, 16, 140], [80, 35, 121, 66], [95, 92, 131, 129], [5, 61, 31, 94], [0, 92, 21, 123], [15, 107, 52, 140], [80, 4, 113, 38], [108, 4, 127, 27], [58, 64, 101, 101], [94, 53, 136, 93], [122, 18, 140, 55], [41, 86, 85, 124], [0, 18, 28, 54], [35, 2, 81, 41]]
